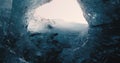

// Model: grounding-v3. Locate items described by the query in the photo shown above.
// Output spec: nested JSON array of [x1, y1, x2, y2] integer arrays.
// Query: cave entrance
[[33, 0, 87, 24], [28, 0, 88, 33]]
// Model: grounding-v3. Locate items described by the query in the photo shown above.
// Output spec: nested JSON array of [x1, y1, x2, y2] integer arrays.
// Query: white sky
[[34, 0, 87, 24]]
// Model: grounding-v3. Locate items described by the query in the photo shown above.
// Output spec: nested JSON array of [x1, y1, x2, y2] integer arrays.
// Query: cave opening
[[27, 0, 88, 33]]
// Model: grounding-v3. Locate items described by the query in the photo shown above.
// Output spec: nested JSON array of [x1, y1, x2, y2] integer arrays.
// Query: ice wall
[[0, 0, 12, 9], [77, 0, 120, 63]]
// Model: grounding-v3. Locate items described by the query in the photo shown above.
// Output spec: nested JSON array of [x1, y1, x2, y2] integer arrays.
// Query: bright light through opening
[[33, 0, 88, 24]]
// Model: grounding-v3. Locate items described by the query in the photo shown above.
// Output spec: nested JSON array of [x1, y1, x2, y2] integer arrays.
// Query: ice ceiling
[[33, 0, 88, 24]]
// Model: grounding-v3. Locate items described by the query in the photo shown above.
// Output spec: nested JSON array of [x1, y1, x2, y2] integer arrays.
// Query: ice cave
[[0, 0, 120, 63]]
